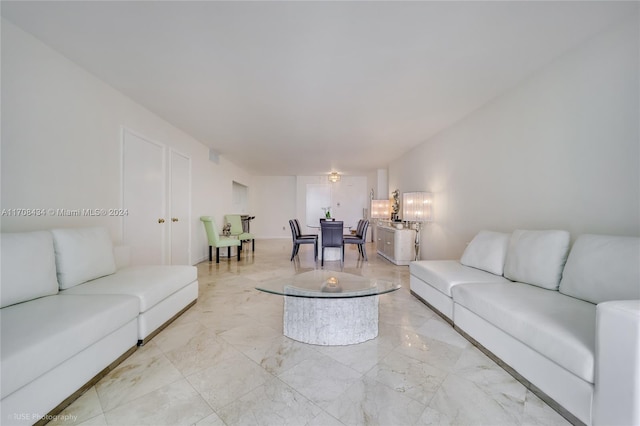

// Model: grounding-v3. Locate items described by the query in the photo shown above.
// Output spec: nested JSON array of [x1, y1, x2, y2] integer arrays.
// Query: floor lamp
[[402, 192, 433, 260], [370, 199, 390, 242]]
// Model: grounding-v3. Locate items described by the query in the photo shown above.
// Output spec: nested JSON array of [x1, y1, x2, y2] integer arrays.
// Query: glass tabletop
[[256, 270, 401, 299]]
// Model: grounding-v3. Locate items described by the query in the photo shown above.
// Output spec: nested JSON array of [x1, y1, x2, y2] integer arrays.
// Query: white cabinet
[[376, 225, 415, 265]]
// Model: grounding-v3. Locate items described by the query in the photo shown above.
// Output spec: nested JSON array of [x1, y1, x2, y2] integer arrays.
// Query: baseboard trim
[[453, 325, 585, 426], [409, 289, 453, 326], [138, 299, 197, 346], [36, 300, 198, 424], [34, 345, 137, 426], [410, 289, 584, 426]]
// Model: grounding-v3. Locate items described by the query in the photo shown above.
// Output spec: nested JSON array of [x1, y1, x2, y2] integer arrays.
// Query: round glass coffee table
[[256, 270, 401, 345]]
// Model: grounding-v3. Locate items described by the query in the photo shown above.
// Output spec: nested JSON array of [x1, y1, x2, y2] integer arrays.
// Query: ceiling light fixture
[[328, 172, 341, 183]]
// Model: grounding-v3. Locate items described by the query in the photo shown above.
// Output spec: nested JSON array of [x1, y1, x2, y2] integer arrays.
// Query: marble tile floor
[[51, 239, 570, 426]]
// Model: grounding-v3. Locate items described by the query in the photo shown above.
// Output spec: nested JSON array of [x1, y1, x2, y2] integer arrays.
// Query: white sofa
[[0, 227, 198, 425], [410, 230, 640, 426]]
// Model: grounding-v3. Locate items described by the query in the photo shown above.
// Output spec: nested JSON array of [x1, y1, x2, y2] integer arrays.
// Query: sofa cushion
[[410, 260, 510, 297], [452, 282, 596, 383], [0, 231, 58, 308], [559, 234, 640, 304], [52, 227, 116, 289], [460, 231, 510, 275], [503, 230, 570, 290], [61, 265, 197, 312], [0, 294, 138, 398]]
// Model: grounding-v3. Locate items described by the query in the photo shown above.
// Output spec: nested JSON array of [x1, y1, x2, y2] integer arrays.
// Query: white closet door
[[122, 130, 166, 265], [169, 149, 190, 265]]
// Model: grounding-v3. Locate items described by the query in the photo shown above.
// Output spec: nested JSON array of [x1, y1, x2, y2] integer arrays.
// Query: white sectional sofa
[[0, 227, 198, 425], [410, 230, 640, 426]]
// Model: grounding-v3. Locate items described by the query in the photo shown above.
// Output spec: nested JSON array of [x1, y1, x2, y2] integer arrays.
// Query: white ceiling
[[1, 1, 633, 176]]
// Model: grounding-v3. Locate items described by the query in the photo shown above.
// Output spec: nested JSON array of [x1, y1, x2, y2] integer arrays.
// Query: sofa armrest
[[593, 300, 640, 426], [113, 245, 131, 269]]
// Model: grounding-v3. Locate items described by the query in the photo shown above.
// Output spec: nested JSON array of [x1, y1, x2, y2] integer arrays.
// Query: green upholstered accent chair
[[225, 214, 256, 251], [200, 216, 241, 263]]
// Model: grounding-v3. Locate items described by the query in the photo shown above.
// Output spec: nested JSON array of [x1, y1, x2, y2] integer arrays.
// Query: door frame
[[120, 127, 167, 264], [169, 148, 192, 265]]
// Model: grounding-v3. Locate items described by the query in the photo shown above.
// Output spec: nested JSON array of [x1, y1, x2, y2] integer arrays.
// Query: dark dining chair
[[289, 219, 317, 261], [344, 219, 370, 261], [293, 219, 317, 240], [320, 220, 344, 266], [344, 219, 365, 239]]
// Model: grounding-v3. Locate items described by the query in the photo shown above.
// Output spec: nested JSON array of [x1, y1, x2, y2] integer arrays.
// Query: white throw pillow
[[1, 231, 59, 308], [460, 231, 510, 276], [503, 230, 570, 290], [52, 227, 116, 289], [559, 234, 640, 304]]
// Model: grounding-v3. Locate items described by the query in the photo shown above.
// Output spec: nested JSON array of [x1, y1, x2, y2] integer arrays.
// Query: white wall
[[249, 175, 370, 239], [389, 16, 640, 260], [1, 20, 253, 264], [294, 176, 368, 231], [250, 176, 297, 238]]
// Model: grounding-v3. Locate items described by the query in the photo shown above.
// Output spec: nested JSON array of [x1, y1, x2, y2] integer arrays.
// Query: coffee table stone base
[[283, 295, 379, 345]]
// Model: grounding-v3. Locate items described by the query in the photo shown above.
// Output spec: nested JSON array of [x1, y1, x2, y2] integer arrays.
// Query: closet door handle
[[172, 218, 179, 222], [158, 218, 165, 224]]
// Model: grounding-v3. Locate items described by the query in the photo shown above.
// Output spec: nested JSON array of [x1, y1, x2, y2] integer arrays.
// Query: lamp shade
[[402, 192, 433, 222], [371, 199, 390, 219]]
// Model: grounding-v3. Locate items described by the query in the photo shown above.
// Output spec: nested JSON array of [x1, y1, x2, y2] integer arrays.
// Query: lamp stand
[[413, 222, 422, 261]]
